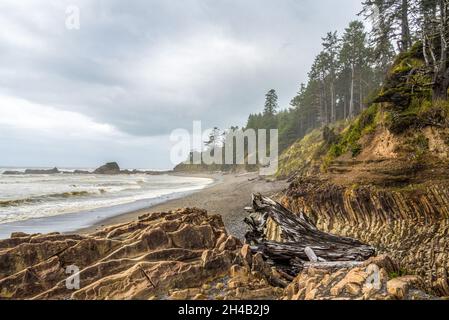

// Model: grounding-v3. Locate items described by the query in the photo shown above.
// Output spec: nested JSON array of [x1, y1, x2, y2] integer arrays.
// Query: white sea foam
[[0, 170, 213, 225]]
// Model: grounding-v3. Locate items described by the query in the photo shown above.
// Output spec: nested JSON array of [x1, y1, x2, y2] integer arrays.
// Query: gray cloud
[[0, 0, 362, 168]]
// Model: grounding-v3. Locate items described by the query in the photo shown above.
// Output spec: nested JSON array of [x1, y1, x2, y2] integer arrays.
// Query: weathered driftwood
[[303, 261, 365, 270], [304, 246, 319, 262], [244, 194, 375, 276]]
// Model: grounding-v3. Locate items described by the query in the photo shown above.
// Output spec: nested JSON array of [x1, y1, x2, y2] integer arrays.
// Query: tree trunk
[[330, 81, 336, 122], [323, 75, 328, 125], [433, 72, 449, 101], [432, 0, 448, 101], [349, 65, 355, 117], [319, 81, 325, 126], [400, 0, 411, 52], [244, 194, 375, 276], [359, 76, 364, 112], [343, 95, 347, 119]]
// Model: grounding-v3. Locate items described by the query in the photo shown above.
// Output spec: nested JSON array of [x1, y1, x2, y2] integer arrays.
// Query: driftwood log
[[244, 194, 375, 276]]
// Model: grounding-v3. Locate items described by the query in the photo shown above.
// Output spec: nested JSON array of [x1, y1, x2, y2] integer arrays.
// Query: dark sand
[[78, 172, 289, 239]]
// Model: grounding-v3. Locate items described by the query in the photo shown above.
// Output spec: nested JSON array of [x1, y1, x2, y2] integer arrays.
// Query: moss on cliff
[[276, 121, 348, 179], [276, 43, 449, 179], [374, 42, 449, 135], [329, 104, 380, 157]]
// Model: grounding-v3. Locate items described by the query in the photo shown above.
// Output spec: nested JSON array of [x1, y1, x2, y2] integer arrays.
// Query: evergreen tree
[[264, 89, 279, 116], [360, 0, 397, 77], [322, 31, 341, 122], [204, 127, 223, 150], [340, 21, 370, 117], [419, 0, 449, 100], [361, 0, 413, 53]]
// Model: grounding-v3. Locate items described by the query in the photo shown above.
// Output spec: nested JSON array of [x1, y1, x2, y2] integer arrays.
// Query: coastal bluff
[[0, 207, 434, 300]]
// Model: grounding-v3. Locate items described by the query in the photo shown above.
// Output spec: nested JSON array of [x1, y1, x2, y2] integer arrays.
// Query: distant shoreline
[[77, 172, 289, 240], [0, 161, 177, 176]]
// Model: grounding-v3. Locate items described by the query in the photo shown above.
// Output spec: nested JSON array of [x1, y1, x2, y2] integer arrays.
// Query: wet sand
[[78, 172, 289, 239]]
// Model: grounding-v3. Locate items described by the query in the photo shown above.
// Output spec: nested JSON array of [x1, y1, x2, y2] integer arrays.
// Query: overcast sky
[[0, 0, 363, 169]]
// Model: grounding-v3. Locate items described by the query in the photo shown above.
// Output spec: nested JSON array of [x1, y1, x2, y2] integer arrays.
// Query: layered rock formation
[[0, 207, 437, 300], [280, 178, 449, 296], [0, 208, 283, 300]]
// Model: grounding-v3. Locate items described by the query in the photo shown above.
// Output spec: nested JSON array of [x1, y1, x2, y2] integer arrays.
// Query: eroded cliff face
[[279, 179, 449, 296]]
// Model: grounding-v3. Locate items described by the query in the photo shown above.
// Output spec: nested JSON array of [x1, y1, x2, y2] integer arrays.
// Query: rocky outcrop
[[0, 206, 437, 300], [281, 178, 449, 296], [25, 168, 60, 174], [3, 168, 61, 175], [282, 255, 434, 300], [169, 254, 434, 300], [0, 208, 285, 300], [2, 164, 170, 176], [2, 171, 22, 175], [93, 162, 121, 175]]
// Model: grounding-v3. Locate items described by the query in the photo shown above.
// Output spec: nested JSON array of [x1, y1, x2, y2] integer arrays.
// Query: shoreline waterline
[[0, 174, 219, 239]]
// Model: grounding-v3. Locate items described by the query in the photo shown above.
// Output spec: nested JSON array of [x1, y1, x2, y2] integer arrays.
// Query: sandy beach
[[78, 172, 289, 239]]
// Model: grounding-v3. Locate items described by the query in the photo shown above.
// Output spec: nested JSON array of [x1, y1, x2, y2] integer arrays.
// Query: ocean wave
[[0, 191, 95, 207], [0, 175, 214, 226]]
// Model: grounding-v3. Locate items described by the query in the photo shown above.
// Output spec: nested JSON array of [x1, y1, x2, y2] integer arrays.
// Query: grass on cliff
[[321, 104, 380, 171], [276, 120, 352, 178], [276, 128, 325, 178]]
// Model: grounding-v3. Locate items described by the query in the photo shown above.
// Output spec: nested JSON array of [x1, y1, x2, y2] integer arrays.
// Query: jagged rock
[[0, 208, 241, 300], [387, 278, 410, 299], [0, 203, 437, 300], [201, 249, 234, 271], [2, 171, 22, 175], [10, 232, 30, 238], [141, 228, 170, 250], [169, 288, 201, 300], [252, 253, 269, 274], [169, 225, 215, 250], [192, 293, 208, 300], [93, 162, 120, 174], [282, 258, 434, 300], [240, 244, 253, 267], [330, 269, 368, 296], [218, 235, 241, 251], [24, 167, 59, 174], [230, 265, 249, 279], [387, 276, 425, 299]]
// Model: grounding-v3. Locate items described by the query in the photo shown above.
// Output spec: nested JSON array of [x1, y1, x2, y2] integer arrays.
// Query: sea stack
[[94, 162, 121, 174], [24, 167, 60, 174]]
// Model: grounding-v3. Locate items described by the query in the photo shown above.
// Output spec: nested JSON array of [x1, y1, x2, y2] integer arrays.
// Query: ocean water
[[0, 168, 213, 238]]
